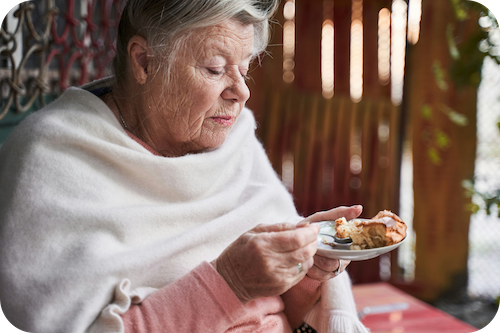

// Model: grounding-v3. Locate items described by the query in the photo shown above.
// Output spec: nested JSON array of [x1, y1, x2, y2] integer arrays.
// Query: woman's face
[[140, 19, 254, 157]]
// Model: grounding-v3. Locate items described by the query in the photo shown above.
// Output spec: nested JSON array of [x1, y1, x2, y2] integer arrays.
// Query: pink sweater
[[121, 262, 321, 332], [119, 130, 321, 332]]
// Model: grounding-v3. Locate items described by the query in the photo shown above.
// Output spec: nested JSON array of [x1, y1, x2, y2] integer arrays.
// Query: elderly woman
[[0, 1, 369, 332]]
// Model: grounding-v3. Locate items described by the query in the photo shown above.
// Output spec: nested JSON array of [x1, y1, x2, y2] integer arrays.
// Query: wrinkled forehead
[[183, 21, 255, 61]]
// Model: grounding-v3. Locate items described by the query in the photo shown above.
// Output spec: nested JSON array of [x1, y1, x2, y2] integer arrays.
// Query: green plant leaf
[[421, 104, 433, 120], [432, 61, 449, 91], [450, 0, 469, 21], [447, 24, 461, 60], [462, 179, 474, 191], [465, 203, 480, 214], [441, 105, 469, 126], [427, 147, 442, 165], [435, 130, 450, 149]]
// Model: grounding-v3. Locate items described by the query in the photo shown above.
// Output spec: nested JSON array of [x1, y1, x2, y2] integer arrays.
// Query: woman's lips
[[211, 116, 234, 126]]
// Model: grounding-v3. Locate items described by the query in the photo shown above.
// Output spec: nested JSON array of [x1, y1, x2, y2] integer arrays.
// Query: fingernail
[[296, 221, 310, 228]]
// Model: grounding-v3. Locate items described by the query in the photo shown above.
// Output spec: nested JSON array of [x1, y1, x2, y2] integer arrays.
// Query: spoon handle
[[319, 233, 353, 244]]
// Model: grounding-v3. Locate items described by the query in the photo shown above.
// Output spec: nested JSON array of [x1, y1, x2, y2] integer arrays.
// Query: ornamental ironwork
[[0, 0, 124, 119]]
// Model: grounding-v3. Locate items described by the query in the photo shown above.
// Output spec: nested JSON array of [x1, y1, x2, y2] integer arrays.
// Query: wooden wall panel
[[403, 0, 480, 302]]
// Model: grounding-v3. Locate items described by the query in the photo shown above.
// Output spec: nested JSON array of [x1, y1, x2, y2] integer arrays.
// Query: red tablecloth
[[352, 283, 478, 333]]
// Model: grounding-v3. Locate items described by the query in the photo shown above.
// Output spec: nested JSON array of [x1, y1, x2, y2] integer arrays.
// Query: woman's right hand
[[213, 222, 320, 304]]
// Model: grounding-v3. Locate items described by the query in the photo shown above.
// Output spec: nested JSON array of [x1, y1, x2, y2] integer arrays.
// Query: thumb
[[295, 221, 310, 228], [251, 222, 297, 234]]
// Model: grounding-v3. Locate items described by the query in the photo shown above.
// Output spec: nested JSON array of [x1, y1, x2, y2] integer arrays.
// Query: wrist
[[214, 256, 253, 305]]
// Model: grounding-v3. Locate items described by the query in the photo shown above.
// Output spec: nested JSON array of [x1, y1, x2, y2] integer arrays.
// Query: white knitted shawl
[[0, 85, 369, 333]]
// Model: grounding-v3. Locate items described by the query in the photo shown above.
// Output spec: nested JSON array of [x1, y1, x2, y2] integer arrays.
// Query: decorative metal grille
[[0, 0, 124, 120]]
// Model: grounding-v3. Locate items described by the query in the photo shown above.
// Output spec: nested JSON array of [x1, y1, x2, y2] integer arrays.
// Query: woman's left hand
[[299, 205, 363, 282], [306, 256, 350, 282]]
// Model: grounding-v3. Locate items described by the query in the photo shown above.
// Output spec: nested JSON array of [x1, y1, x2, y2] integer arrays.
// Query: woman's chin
[[181, 132, 228, 155], [202, 134, 229, 151], [200, 126, 231, 148]]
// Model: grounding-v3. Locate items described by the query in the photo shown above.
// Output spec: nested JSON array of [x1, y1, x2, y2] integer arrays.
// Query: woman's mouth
[[211, 116, 234, 126]]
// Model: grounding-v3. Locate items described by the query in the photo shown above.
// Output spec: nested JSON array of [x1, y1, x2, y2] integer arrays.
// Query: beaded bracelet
[[294, 322, 318, 333]]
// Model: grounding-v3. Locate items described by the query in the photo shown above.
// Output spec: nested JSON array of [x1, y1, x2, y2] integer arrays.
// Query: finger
[[338, 259, 351, 272], [289, 257, 315, 277], [313, 255, 340, 272], [304, 205, 363, 223], [295, 221, 310, 228], [306, 265, 338, 282], [281, 239, 318, 266], [264, 224, 320, 252], [307, 259, 351, 282], [251, 222, 297, 234], [303, 256, 315, 271]]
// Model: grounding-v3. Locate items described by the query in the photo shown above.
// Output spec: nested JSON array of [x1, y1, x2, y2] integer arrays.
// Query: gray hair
[[113, 0, 279, 85]]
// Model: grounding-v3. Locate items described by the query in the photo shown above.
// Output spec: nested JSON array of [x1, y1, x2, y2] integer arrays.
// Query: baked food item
[[335, 210, 407, 250]]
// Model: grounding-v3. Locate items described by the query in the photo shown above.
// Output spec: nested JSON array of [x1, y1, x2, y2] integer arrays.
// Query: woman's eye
[[207, 68, 224, 75]]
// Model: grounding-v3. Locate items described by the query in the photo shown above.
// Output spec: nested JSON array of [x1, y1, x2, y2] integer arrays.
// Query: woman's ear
[[128, 35, 150, 84]]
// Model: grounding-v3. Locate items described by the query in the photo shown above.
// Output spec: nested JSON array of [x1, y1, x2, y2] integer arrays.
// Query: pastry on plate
[[335, 210, 407, 250]]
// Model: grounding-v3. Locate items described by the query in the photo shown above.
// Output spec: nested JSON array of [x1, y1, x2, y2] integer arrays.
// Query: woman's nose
[[221, 73, 250, 103]]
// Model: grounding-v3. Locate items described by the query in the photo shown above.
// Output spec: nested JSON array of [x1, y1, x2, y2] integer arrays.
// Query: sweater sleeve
[[121, 262, 247, 333], [304, 272, 370, 333]]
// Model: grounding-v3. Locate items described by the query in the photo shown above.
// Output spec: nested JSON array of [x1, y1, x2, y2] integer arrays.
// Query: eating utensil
[[319, 233, 353, 244]]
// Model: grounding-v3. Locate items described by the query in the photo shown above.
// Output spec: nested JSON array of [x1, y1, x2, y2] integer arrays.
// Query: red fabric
[[352, 283, 478, 333], [121, 262, 246, 332], [121, 262, 321, 332]]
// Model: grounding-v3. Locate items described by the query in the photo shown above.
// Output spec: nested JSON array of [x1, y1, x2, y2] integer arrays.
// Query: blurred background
[[1, 0, 499, 330]]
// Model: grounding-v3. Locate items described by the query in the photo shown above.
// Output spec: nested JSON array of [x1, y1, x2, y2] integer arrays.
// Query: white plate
[[316, 221, 406, 261]]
